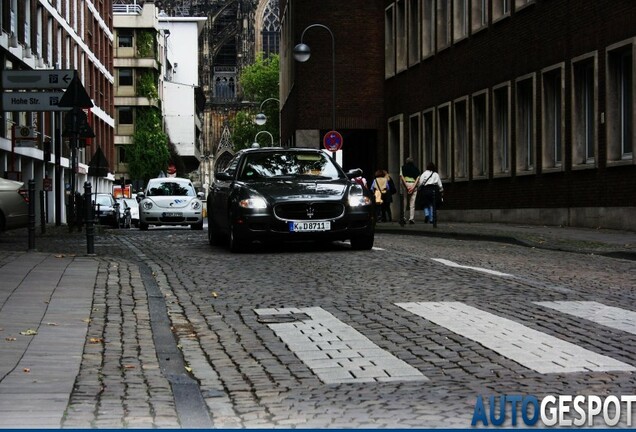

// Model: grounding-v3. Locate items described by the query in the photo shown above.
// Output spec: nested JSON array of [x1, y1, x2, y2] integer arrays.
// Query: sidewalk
[[0, 220, 635, 427]]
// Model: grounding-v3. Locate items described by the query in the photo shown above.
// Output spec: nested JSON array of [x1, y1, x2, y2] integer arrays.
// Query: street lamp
[[253, 130, 275, 147], [255, 97, 280, 126], [293, 24, 336, 133]]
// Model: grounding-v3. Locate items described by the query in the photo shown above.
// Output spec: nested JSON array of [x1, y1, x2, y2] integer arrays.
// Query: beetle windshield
[[239, 152, 342, 181], [147, 181, 195, 197]]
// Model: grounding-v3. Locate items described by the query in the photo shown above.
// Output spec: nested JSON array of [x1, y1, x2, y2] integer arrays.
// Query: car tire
[[191, 221, 204, 230], [139, 222, 149, 231], [208, 217, 222, 245], [228, 222, 246, 253], [350, 234, 374, 250]]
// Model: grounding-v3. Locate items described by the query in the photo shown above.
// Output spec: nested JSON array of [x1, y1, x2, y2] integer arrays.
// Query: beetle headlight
[[190, 200, 202, 210], [142, 201, 153, 210], [239, 196, 268, 209], [348, 185, 372, 207]]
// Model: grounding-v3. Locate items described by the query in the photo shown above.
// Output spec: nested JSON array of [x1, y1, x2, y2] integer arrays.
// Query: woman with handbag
[[370, 169, 393, 222], [415, 162, 443, 224]]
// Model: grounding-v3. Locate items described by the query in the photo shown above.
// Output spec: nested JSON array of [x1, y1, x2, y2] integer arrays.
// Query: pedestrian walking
[[415, 162, 443, 224], [371, 169, 395, 222], [400, 157, 421, 224]]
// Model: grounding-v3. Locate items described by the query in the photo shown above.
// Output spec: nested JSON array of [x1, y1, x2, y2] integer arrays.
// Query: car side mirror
[[345, 168, 363, 179], [197, 192, 205, 199], [136, 192, 145, 203], [215, 172, 234, 181]]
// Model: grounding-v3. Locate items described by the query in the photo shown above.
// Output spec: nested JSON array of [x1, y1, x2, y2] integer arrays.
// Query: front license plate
[[163, 212, 183, 217], [289, 221, 331, 232]]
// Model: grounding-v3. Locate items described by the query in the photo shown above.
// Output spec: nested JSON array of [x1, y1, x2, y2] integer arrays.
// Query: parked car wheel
[[350, 234, 374, 250], [229, 222, 246, 253], [190, 221, 203, 230], [139, 222, 149, 231]]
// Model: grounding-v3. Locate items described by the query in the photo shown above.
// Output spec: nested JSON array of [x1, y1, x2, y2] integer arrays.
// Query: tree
[[128, 108, 170, 182], [230, 54, 280, 149]]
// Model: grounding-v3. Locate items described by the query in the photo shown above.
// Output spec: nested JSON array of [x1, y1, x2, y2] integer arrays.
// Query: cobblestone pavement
[[1, 225, 635, 428]]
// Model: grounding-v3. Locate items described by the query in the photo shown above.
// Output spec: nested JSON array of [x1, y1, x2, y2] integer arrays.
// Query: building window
[[385, 5, 396, 78], [423, 108, 436, 167], [541, 66, 563, 170], [118, 107, 133, 125], [515, 76, 535, 174], [437, 0, 450, 50], [117, 145, 127, 164], [471, 0, 488, 32], [493, 84, 510, 175], [514, 0, 534, 11], [472, 91, 488, 178], [118, 29, 133, 48], [422, 0, 435, 58], [606, 44, 634, 163], [572, 55, 596, 166], [261, 0, 280, 58], [493, 0, 510, 22], [119, 68, 133, 87], [454, 98, 468, 180], [453, 0, 468, 42], [396, 0, 407, 72], [409, 113, 421, 163], [438, 104, 451, 179], [407, 0, 420, 66]]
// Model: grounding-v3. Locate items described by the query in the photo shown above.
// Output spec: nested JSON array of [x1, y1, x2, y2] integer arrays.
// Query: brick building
[[279, 0, 386, 179], [280, 0, 636, 230]]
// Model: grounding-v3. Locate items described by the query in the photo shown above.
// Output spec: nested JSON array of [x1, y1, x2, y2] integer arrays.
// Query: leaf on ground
[[5, 337, 17, 342], [123, 365, 136, 369], [211, 291, 218, 298], [184, 366, 192, 373], [23, 368, 30, 373], [54, 254, 65, 258], [46, 322, 58, 326], [20, 329, 37, 336], [89, 337, 104, 344]]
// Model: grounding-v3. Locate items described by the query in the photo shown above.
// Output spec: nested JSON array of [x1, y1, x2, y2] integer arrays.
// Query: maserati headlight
[[239, 197, 268, 209], [348, 184, 372, 207], [142, 201, 153, 210], [190, 200, 202, 210]]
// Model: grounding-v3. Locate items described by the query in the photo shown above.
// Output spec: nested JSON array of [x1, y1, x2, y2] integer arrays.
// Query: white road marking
[[536, 301, 636, 335], [396, 302, 635, 374], [254, 307, 427, 384], [431, 258, 513, 277]]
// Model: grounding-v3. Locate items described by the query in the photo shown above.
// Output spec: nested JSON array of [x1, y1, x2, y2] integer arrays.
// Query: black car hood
[[246, 180, 348, 202]]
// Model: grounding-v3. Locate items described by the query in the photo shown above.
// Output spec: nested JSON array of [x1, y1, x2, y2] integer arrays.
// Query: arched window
[[262, 0, 280, 57]]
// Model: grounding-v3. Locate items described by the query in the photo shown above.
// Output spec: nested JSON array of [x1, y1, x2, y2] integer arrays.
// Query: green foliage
[[137, 71, 158, 101], [136, 30, 155, 58], [231, 54, 280, 148], [128, 108, 170, 182]]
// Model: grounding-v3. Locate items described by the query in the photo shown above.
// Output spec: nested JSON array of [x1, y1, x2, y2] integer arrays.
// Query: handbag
[[374, 188, 383, 204]]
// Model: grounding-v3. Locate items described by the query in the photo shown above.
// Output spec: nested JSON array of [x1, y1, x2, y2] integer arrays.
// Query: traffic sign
[[1, 70, 74, 89], [1, 92, 70, 111], [323, 130, 343, 152]]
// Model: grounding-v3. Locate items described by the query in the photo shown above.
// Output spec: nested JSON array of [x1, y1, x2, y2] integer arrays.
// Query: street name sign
[[2, 92, 70, 111], [1, 70, 74, 89]]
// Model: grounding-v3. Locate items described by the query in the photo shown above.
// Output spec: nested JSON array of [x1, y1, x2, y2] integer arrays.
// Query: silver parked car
[[116, 197, 139, 228], [0, 178, 29, 232], [137, 177, 204, 231]]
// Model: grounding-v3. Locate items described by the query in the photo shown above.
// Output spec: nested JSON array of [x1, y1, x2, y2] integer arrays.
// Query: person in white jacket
[[415, 162, 443, 223]]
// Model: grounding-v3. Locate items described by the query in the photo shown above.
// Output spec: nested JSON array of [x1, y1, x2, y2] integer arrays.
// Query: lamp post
[[255, 97, 280, 126], [293, 24, 338, 159], [253, 130, 275, 148]]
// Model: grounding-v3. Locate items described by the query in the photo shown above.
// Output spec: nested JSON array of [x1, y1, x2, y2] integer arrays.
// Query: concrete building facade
[[280, 0, 636, 230], [1, 0, 115, 225]]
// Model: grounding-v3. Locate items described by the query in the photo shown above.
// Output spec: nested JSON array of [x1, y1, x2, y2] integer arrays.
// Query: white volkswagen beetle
[[137, 177, 204, 231]]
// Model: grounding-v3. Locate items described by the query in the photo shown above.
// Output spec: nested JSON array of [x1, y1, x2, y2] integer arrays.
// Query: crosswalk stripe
[[431, 258, 513, 277], [535, 301, 636, 335], [396, 302, 635, 374], [254, 307, 428, 384]]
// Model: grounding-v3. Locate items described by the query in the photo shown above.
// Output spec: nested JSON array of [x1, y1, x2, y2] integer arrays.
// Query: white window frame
[[421, 0, 435, 59], [471, 89, 489, 179], [453, 0, 469, 43], [408, 112, 422, 163], [385, 4, 396, 78], [453, 96, 469, 181], [515, 73, 536, 175], [493, 82, 511, 177], [471, 0, 488, 33], [422, 108, 436, 169], [396, 0, 408, 73], [407, 0, 420, 67], [605, 38, 635, 166], [437, 102, 452, 179], [493, 0, 510, 23], [436, 0, 451, 51], [571, 52, 598, 170], [541, 63, 565, 173]]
